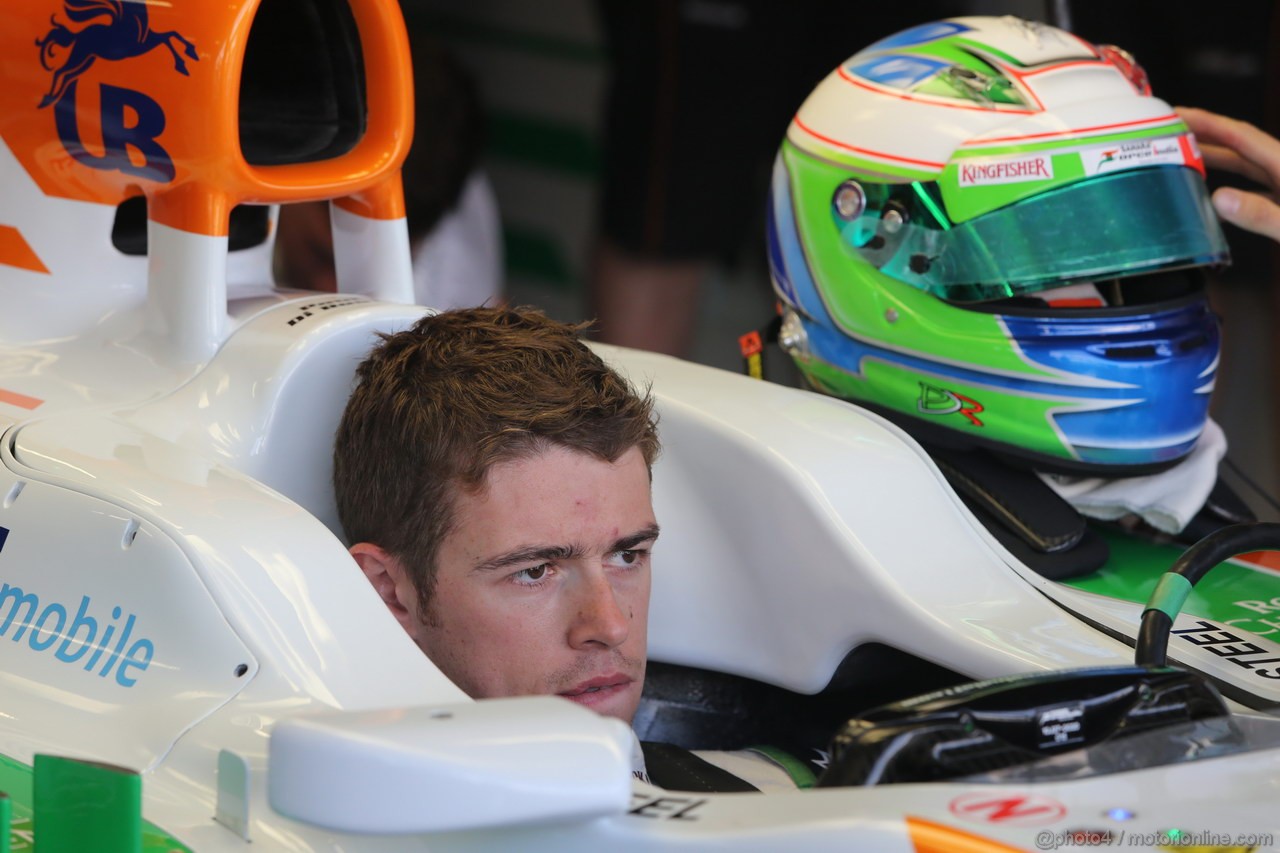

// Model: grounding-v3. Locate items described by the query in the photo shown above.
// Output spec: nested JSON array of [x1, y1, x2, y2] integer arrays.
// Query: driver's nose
[[567, 570, 630, 650]]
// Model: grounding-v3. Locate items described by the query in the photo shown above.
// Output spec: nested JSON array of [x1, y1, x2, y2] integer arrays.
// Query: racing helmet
[[768, 16, 1229, 474]]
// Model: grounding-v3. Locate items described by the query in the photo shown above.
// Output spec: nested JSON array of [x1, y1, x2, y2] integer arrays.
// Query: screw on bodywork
[[121, 519, 140, 549]]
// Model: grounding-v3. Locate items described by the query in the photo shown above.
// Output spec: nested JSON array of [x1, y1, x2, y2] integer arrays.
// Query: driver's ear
[[349, 542, 417, 633]]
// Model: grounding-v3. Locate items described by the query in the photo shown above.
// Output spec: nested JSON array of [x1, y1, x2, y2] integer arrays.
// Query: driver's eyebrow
[[611, 523, 661, 553], [471, 523, 661, 574], [472, 544, 581, 574]]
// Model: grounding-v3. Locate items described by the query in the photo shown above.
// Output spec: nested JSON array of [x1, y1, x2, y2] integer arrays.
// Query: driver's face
[[408, 444, 657, 724]]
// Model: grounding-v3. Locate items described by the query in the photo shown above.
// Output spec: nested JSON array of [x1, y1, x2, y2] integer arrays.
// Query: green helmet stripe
[[875, 38, 1023, 75], [802, 357, 1076, 458], [951, 37, 1024, 68]]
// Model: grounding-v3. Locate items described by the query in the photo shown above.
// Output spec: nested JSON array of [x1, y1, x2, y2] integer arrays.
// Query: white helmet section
[[789, 16, 1166, 179]]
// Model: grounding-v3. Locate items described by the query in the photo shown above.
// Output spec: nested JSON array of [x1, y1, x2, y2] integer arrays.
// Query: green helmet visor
[[838, 167, 1230, 303]]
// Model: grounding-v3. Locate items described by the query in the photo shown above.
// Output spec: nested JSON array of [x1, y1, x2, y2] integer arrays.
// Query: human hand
[[1177, 106, 1280, 243]]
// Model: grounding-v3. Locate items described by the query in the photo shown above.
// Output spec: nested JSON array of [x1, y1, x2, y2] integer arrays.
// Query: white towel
[[1038, 418, 1226, 534]]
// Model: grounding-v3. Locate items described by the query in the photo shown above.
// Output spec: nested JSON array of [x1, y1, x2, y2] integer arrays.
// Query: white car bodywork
[[0, 274, 1278, 848], [2, 2, 1279, 849]]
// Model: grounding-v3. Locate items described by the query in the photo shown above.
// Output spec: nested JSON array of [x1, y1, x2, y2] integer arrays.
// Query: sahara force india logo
[[1081, 135, 1193, 177], [35, 0, 198, 182], [0, 527, 155, 688]]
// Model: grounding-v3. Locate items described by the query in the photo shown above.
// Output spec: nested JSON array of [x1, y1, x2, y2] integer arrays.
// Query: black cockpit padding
[[929, 444, 1087, 552], [926, 444, 1109, 580], [959, 490, 1111, 580], [639, 742, 760, 793]]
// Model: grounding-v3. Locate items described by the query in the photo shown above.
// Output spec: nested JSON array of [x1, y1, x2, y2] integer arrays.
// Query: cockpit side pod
[[618, 346, 1280, 711], [607, 345, 1141, 690], [4, 297, 458, 712], [0, 296, 467, 847], [0, 461, 253, 773]]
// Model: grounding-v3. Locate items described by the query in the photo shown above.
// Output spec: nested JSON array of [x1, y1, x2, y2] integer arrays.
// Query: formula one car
[[1, 2, 1279, 851]]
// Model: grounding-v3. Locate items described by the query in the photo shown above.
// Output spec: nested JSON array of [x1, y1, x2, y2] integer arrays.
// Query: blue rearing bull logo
[[35, 0, 199, 183]]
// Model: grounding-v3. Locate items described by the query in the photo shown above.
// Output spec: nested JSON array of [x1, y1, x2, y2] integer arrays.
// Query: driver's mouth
[[558, 673, 633, 706]]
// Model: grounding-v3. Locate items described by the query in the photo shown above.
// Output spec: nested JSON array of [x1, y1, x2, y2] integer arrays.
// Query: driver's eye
[[525, 565, 548, 580], [619, 550, 638, 565]]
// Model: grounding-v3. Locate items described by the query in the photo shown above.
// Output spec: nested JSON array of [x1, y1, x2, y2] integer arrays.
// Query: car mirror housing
[[268, 695, 635, 835]]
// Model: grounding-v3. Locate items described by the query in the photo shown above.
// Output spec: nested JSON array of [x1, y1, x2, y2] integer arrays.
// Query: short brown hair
[[334, 306, 660, 611]]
